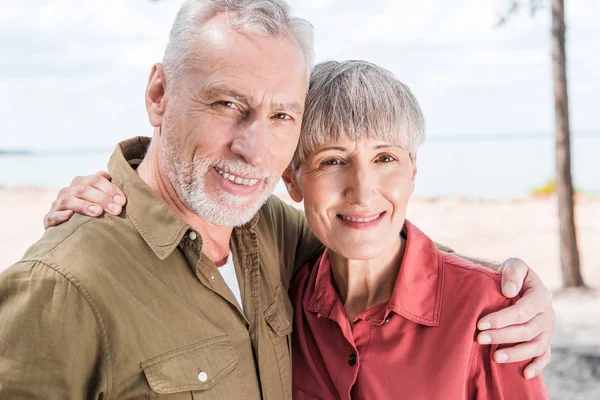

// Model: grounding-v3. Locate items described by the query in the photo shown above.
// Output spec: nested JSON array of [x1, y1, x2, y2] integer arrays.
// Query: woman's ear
[[411, 153, 418, 181], [282, 167, 303, 203]]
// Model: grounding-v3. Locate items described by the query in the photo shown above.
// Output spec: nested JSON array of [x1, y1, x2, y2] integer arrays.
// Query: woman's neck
[[329, 236, 406, 321]]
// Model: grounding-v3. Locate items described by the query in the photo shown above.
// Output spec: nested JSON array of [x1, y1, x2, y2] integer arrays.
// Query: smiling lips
[[337, 212, 385, 229], [338, 214, 380, 223], [216, 168, 260, 187]]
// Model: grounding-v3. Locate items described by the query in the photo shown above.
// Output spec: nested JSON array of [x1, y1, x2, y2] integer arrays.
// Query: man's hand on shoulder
[[475, 258, 554, 379]]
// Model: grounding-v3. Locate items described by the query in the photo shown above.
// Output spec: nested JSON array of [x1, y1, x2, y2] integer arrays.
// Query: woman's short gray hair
[[292, 60, 426, 169], [163, 0, 314, 88]]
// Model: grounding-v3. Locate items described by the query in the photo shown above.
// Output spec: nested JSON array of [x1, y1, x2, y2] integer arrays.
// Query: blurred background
[[0, 0, 598, 398]]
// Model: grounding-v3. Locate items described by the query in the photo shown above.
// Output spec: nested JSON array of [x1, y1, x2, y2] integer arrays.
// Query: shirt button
[[189, 231, 198, 240], [348, 353, 357, 366], [198, 371, 208, 382], [384, 316, 391, 324]]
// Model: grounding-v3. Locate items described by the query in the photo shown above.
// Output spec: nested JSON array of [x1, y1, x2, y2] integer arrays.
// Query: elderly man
[[0, 0, 553, 399]]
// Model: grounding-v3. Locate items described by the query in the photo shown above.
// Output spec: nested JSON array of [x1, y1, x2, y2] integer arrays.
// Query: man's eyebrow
[[204, 84, 303, 115], [204, 85, 254, 105], [273, 101, 304, 115]]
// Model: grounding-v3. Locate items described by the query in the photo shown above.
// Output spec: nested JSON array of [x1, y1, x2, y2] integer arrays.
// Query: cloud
[[0, 0, 598, 150]]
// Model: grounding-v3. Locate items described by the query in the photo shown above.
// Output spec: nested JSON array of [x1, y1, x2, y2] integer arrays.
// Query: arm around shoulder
[[469, 298, 550, 400], [0, 261, 108, 398]]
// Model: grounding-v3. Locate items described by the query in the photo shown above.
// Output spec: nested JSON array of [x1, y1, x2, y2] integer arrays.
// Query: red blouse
[[289, 220, 549, 400]]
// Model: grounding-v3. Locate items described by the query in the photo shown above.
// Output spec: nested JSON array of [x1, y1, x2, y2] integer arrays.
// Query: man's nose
[[344, 166, 374, 207], [230, 116, 269, 167]]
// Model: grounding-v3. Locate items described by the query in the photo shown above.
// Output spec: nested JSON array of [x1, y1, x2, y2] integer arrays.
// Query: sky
[[0, 0, 599, 150]]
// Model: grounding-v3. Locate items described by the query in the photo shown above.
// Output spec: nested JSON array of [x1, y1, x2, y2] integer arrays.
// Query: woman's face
[[285, 138, 416, 261]]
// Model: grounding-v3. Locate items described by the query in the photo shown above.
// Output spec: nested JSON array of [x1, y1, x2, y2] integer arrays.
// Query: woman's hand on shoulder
[[43, 171, 126, 229]]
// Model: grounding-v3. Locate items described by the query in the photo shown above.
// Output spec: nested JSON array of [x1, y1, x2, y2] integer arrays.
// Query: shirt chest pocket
[[264, 283, 294, 400], [141, 335, 238, 399]]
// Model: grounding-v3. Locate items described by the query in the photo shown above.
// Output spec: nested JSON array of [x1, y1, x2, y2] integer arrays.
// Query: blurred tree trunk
[[551, 0, 584, 288]]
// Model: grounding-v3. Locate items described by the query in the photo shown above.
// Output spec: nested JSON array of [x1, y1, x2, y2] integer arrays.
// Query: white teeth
[[339, 215, 380, 223], [216, 168, 260, 187]]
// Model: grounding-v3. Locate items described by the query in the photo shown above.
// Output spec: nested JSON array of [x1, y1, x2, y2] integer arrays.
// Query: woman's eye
[[377, 154, 396, 163], [320, 158, 342, 166]]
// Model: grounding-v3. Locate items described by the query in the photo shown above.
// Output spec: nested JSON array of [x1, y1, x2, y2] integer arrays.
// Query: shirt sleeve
[[0, 260, 108, 398], [469, 299, 550, 400], [263, 196, 324, 289]]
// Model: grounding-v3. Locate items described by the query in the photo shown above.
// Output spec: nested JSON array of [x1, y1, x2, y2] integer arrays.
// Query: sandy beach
[[1, 187, 599, 399]]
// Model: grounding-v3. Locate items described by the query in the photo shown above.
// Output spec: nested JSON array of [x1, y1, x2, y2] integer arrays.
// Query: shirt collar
[[108, 137, 189, 260], [307, 219, 443, 327]]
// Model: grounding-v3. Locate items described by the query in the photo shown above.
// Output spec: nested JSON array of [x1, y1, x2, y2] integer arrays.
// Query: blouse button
[[348, 353, 357, 366]]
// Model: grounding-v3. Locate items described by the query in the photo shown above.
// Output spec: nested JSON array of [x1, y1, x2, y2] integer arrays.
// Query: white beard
[[161, 139, 278, 227]]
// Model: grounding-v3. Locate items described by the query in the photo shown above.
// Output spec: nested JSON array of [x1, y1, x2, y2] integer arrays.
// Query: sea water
[[1, 134, 598, 199]]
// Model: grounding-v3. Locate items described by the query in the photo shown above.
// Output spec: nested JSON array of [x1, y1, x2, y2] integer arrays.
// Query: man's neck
[[136, 141, 232, 267]]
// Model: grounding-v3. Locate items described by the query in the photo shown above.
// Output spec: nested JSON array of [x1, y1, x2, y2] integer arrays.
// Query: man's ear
[[282, 167, 303, 203], [146, 63, 168, 128]]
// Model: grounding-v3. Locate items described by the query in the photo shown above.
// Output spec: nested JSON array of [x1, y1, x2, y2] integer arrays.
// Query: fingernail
[[88, 205, 101, 215], [525, 369, 536, 379], [108, 203, 121, 214], [495, 352, 509, 363], [478, 321, 491, 330], [478, 334, 491, 345], [503, 282, 518, 297], [114, 195, 125, 205]]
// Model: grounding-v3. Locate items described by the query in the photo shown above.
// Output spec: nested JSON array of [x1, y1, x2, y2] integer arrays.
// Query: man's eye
[[273, 113, 292, 121], [320, 158, 342, 166], [218, 101, 240, 110]]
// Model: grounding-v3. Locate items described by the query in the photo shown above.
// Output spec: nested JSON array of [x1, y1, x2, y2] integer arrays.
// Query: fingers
[[490, 330, 552, 365], [477, 311, 554, 345], [523, 347, 552, 379], [44, 171, 126, 229], [44, 210, 74, 230], [86, 171, 126, 206], [478, 298, 538, 331], [51, 192, 105, 218], [499, 258, 529, 298], [71, 185, 123, 215], [479, 273, 554, 331]]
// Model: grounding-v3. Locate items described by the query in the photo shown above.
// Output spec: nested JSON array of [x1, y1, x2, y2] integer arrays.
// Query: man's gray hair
[[163, 0, 314, 88], [292, 60, 426, 169]]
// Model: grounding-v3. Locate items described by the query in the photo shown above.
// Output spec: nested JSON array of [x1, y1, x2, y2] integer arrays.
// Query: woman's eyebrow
[[312, 146, 347, 155]]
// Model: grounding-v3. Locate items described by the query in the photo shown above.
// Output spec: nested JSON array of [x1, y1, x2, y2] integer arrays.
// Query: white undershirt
[[218, 252, 244, 313]]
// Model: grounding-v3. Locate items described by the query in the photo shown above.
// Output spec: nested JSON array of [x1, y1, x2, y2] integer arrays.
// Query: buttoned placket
[[179, 229, 249, 327], [323, 298, 393, 400], [232, 225, 261, 362]]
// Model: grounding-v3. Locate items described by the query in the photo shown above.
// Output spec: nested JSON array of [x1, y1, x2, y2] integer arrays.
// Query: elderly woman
[[281, 60, 549, 399]]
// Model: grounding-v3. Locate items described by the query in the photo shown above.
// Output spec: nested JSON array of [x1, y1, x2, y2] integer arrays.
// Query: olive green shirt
[[0, 137, 322, 399]]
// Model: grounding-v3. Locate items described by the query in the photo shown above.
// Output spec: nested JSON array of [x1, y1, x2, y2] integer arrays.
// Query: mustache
[[211, 158, 273, 180]]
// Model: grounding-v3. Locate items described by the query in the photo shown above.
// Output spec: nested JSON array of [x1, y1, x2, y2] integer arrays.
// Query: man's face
[[158, 14, 308, 226]]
